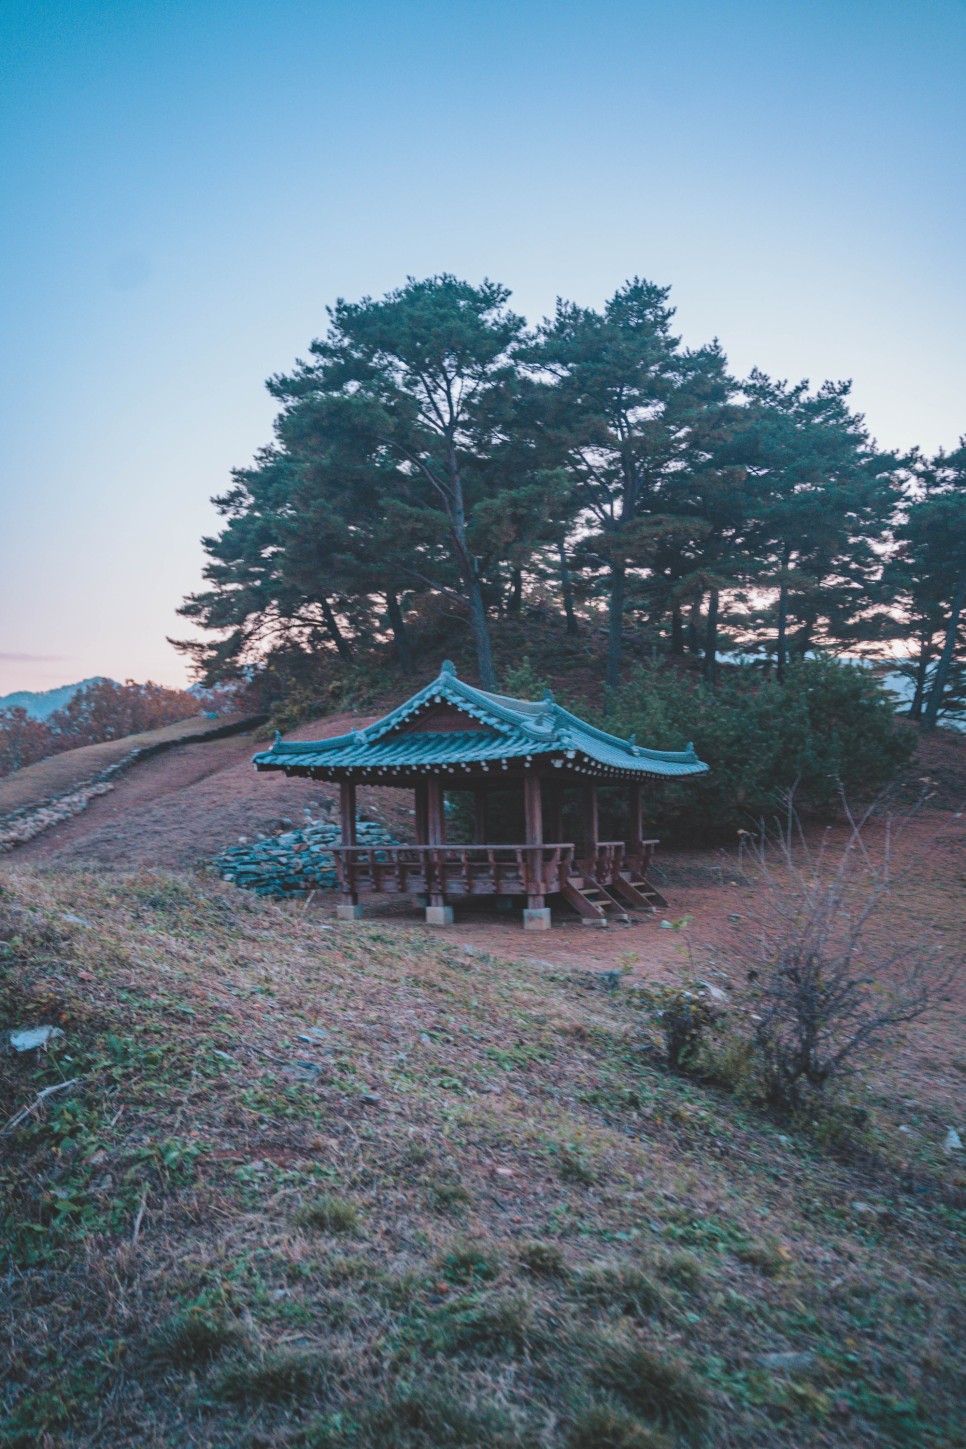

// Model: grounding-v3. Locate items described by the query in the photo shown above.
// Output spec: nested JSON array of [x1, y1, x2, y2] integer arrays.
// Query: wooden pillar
[[337, 778, 361, 917], [339, 780, 357, 847], [426, 777, 446, 845], [472, 786, 487, 844], [424, 775, 449, 916], [580, 781, 599, 865], [626, 781, 643, 863], [523, 773, 550, 928], [414, 779, 429, 845]]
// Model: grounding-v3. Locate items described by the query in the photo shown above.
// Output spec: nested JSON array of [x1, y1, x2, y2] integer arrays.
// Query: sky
[[1, 0, 964, 695]]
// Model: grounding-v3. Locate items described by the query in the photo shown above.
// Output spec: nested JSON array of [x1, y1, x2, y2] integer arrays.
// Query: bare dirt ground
[[5, 715, 964, 1126]]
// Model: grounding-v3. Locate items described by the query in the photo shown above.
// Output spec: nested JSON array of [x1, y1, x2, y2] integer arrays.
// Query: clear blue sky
[[1, 0, 964, 693]]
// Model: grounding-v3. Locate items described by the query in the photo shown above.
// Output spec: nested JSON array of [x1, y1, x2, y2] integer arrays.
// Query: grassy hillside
[[1, 867, 962, 1448], [0, 712, 261, 822]]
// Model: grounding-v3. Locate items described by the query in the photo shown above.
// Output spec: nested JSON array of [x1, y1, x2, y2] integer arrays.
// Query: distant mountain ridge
[[0, 678, 116, 720]]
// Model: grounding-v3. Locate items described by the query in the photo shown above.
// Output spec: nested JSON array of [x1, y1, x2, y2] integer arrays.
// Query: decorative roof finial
[[543, 688, 556, 705], [628, 732, 636, 747], [441, 659, 456, 677], [273, 729, 282, 747]]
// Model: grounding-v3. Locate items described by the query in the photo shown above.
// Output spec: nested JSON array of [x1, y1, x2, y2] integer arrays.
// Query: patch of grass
[[734, 1239, 790, 1276], [654, 1249, 705, 1290], [566, 1402, 670, 1449], [574, 1262, 668, 1321], [553, 1141, 597, 1185], [149, 1305, 241, 1367], [213, 1348, 330, 1405], [421, 1169, 472, 1213], [588, 1338, 710, 1435], [437, 1239, 502, 1285], [294, 1194, 361, 1235], [517, 1239, 568, 1277], [419, 1290, 535, 1356], [358, 1382, 524, 1447]]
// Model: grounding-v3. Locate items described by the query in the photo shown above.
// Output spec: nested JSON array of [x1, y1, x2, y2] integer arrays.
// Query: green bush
[[604, 657, 914, 840]]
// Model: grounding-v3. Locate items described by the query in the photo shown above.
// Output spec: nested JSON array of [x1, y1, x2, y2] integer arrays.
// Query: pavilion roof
[[253, 662, 708, 783]]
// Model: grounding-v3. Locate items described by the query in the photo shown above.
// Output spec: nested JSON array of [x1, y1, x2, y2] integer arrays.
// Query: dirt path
[[7, 711, 383, 869]]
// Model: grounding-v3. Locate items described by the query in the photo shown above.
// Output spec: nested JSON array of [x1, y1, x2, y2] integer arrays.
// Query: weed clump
[[589, 1339, 710, 1434], [360, 1382, 521, 1447], [654, 1250, 705, 1291], [517, 1239, 568, 1277], [295, 1193, 361, 1235], [574, 1262, 667, 1320], [735, 1239, 790, 1276], [437, 1239, 502, 1285], [149, 1305, 241, 1367], [214, 1348, 329, 1404], [566, 1402, 670, 1448], [422, 1290, 535, 1356]]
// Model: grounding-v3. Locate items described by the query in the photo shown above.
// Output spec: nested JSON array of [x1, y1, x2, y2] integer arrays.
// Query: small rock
[[63, 914, 92, 927], [8, 1026, 65, 1052], [943, 1127, 962, 1153], [698, 981, 728, 1002], [760, 1350, 815, 1373], [728, 913, 742, 923], [298, 1027, 329, 1043]]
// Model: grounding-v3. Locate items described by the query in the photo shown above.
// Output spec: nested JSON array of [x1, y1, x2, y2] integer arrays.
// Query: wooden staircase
[[560, 872, 630, 927], [610, 868, 668, 912]]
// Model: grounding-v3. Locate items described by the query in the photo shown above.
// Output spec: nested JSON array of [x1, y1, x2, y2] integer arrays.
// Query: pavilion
[[252, 661, 708, 929]]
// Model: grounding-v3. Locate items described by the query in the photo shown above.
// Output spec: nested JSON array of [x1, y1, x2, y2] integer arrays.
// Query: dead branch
[[1, 1077, 83, 1136]]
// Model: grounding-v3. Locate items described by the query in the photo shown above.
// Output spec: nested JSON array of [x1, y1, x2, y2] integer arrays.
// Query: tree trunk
[[319, 594, 353, 662], [923, 568, 966, 731], [605, 563, 626, 691], [507, 566, 523, 616], [703, 588, 719, 685], [386, 590, 415, 675], [688, 597, 702, 655], [670, 600, 684, 656], [776, 544, 792, 684], [558, 543, 580, 636], [447, 440, 496, 687], [466, 573, 496, 686], [909, 634, 931, 721]]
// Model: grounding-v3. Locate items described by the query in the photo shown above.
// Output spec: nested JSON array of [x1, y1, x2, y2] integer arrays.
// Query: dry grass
[[0, 863, 963, 1447], [0, 712, 247, 816]]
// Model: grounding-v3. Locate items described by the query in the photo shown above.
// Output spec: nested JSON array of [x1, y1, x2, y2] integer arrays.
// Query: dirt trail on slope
[[5, 712, 402, 869]]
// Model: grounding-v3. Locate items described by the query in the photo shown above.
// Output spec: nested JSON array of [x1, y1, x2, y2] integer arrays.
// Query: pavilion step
[[560, 876, 630, 925], [611, 871, 668, 912]]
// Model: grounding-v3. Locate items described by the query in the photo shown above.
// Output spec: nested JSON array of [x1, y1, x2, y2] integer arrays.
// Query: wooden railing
[[332, 838, 660, 899], [332, 843, 576, 898], [577, 839, 659, 882]]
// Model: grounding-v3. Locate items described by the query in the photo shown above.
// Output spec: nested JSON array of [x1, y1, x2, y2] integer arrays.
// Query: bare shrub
[[638, 981, 722, 1072], [732, 800, 955, 1111]]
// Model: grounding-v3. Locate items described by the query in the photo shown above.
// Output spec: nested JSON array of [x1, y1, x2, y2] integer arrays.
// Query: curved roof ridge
[[253, 662, 706, 777]]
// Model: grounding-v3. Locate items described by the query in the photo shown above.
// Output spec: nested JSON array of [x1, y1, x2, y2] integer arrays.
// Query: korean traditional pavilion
[[253, 661, 708, 930]]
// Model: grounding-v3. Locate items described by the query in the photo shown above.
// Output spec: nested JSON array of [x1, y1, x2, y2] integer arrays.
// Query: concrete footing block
[[523, 908, 552, 931], [336, 903, 363, 921], [425, 905, 454, 926], [580, 916, 609, 928]]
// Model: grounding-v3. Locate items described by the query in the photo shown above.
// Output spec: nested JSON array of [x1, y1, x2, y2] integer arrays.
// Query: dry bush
[[732, 800, 956, 1110]]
